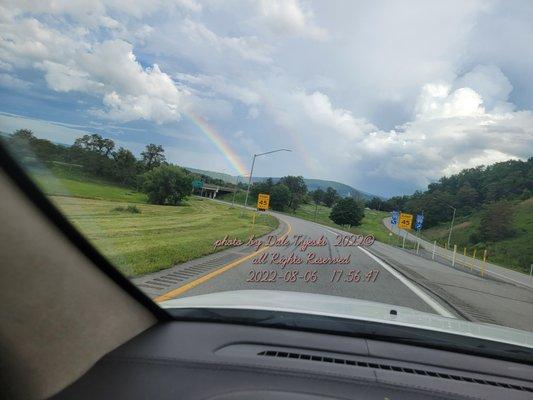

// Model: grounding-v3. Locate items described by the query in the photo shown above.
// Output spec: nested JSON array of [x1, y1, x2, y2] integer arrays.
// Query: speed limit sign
[[257, 193, 270, 210]]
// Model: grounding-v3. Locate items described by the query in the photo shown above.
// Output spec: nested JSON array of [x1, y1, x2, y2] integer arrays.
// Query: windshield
[[1, 1, 533, 352]]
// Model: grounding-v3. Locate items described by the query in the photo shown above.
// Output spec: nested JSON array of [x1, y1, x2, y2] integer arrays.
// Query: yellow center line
[[154, 216, 292, 303]]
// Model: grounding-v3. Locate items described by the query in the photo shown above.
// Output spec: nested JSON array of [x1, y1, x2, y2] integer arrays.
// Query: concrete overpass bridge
[[195, 183, 235, 199]]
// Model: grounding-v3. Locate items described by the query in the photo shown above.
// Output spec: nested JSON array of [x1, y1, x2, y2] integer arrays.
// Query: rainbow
[[186, 110, 249, 177]]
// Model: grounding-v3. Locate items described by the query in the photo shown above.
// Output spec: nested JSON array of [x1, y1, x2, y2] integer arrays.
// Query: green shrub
[[112, 205, 141, 213], [330, 197, 365, 227], [141, 164, 192, 205]]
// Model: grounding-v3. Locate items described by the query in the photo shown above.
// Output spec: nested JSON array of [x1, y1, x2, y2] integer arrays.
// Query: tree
[[141, 143, 166, 170], [456, 183, 478, 210], [10, 129, 35, 142], [366, 196, 383, 210], [329, 197, 365, 227], [6, 129, 37, 160], [112, 147, 138, 185], [270, 184, 291, 211], [477, 201, 516, 242], [279, 175, 307, 211], [310, 188, 325, 221], [73, 134, 114, 156], [250, 180, 273, 200], [141, 165, 192, 205], [311, 188, 324, 205], [323, 186, 339, 208]]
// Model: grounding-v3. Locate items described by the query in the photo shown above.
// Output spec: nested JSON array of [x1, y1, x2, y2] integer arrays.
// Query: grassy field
[[421, 198, 533, 273], [30, 163, 147, 203], [26, 164, 278, 277], [51, 196, 278, 277]]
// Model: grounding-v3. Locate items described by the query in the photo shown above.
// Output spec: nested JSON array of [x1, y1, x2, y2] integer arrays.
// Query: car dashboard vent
[[257, 350, 533, 393]]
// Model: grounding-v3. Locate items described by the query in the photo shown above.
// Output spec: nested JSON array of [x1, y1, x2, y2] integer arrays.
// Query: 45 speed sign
[[257, 193, 270, 211]]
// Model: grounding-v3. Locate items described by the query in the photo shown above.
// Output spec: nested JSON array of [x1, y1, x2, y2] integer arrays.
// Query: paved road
[[175, 212, 454, 317], [383, 217, 533, 289], [134, 204, 533, 331]]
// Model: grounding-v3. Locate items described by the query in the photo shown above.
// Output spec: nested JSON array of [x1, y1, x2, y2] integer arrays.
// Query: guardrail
[[389, 229, 490, 278]]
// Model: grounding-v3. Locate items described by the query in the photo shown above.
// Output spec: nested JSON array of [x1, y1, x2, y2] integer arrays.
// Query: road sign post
[[257, 193, 270, 211], [398, 213, 413, 230]]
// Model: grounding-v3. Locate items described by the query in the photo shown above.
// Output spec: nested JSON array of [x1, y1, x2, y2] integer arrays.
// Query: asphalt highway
[[176, 212, 455, 317], [134, 205, 533, 331]]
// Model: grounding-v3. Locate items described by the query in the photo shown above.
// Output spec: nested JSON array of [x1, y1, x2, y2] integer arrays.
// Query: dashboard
[[51, 321, 533, 400]]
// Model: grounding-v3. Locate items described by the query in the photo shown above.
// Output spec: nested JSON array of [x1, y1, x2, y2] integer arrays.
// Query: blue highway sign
[[415, 214, 424, 231], [391, 210, 399, 226]]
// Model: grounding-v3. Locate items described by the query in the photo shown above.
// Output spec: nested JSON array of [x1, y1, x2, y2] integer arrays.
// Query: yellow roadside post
[[483, 249, 487, 262], [463, 247, 467, 256], [472, 248, 477, 259]]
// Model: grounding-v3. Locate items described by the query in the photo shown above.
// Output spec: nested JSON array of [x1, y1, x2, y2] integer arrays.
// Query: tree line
[[4, 129, 368, 226], [363, 158, 533, 243], [250, 177, 365, 227], [4, 129, 201, 205]]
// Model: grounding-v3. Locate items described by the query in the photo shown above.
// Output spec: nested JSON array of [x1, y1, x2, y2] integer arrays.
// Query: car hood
[[161, 290, 533, 349]]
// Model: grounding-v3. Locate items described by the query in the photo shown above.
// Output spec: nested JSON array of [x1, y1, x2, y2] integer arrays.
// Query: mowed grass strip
[[50, 195, 278, 277], [31, 164, 147, 203]]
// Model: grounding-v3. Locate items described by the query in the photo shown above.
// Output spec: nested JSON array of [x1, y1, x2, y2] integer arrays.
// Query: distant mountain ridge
[[184, 167, 383, 200]]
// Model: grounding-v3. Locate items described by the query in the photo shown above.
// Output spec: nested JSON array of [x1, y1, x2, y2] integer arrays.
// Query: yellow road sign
[[257, 193, 270, 210], [398, 212, 413, 229]]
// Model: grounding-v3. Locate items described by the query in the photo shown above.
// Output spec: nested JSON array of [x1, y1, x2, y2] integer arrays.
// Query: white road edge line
[[357, 246, 456, 318], [321, 227, 456, 318]]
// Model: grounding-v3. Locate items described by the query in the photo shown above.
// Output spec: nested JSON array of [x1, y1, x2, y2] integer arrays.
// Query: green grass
[[421, 198, 533, 273], [219, 192, 390, 242], [51, 196, 278, 277], [25, 164, 278, 277], [30, 163, 147, 203], [219, 190, 247, 205]]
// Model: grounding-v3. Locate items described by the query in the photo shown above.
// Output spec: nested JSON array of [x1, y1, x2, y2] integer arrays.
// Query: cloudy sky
[[0, 0, 532, 196]]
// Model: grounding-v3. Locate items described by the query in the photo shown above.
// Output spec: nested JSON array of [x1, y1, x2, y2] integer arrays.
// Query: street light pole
[[243, 155, 256, 210], [433, 196, 456, 249], [447, 205, 456, 249], [232, 175, 240, 207], [243, 149, 291, 210]]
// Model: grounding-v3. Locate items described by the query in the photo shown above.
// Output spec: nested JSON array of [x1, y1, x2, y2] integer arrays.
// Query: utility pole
[[447, 205, 456, 249], [432, 196, 456, 249], [243, 149, 292, 210], [231, 175, 240, 207]]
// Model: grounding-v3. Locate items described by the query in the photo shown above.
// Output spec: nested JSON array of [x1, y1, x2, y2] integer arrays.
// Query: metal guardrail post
[[452, 244, 457, 267]]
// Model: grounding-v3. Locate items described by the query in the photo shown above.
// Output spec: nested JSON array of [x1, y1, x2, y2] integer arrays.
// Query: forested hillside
[[365, 158, 533, 272]]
